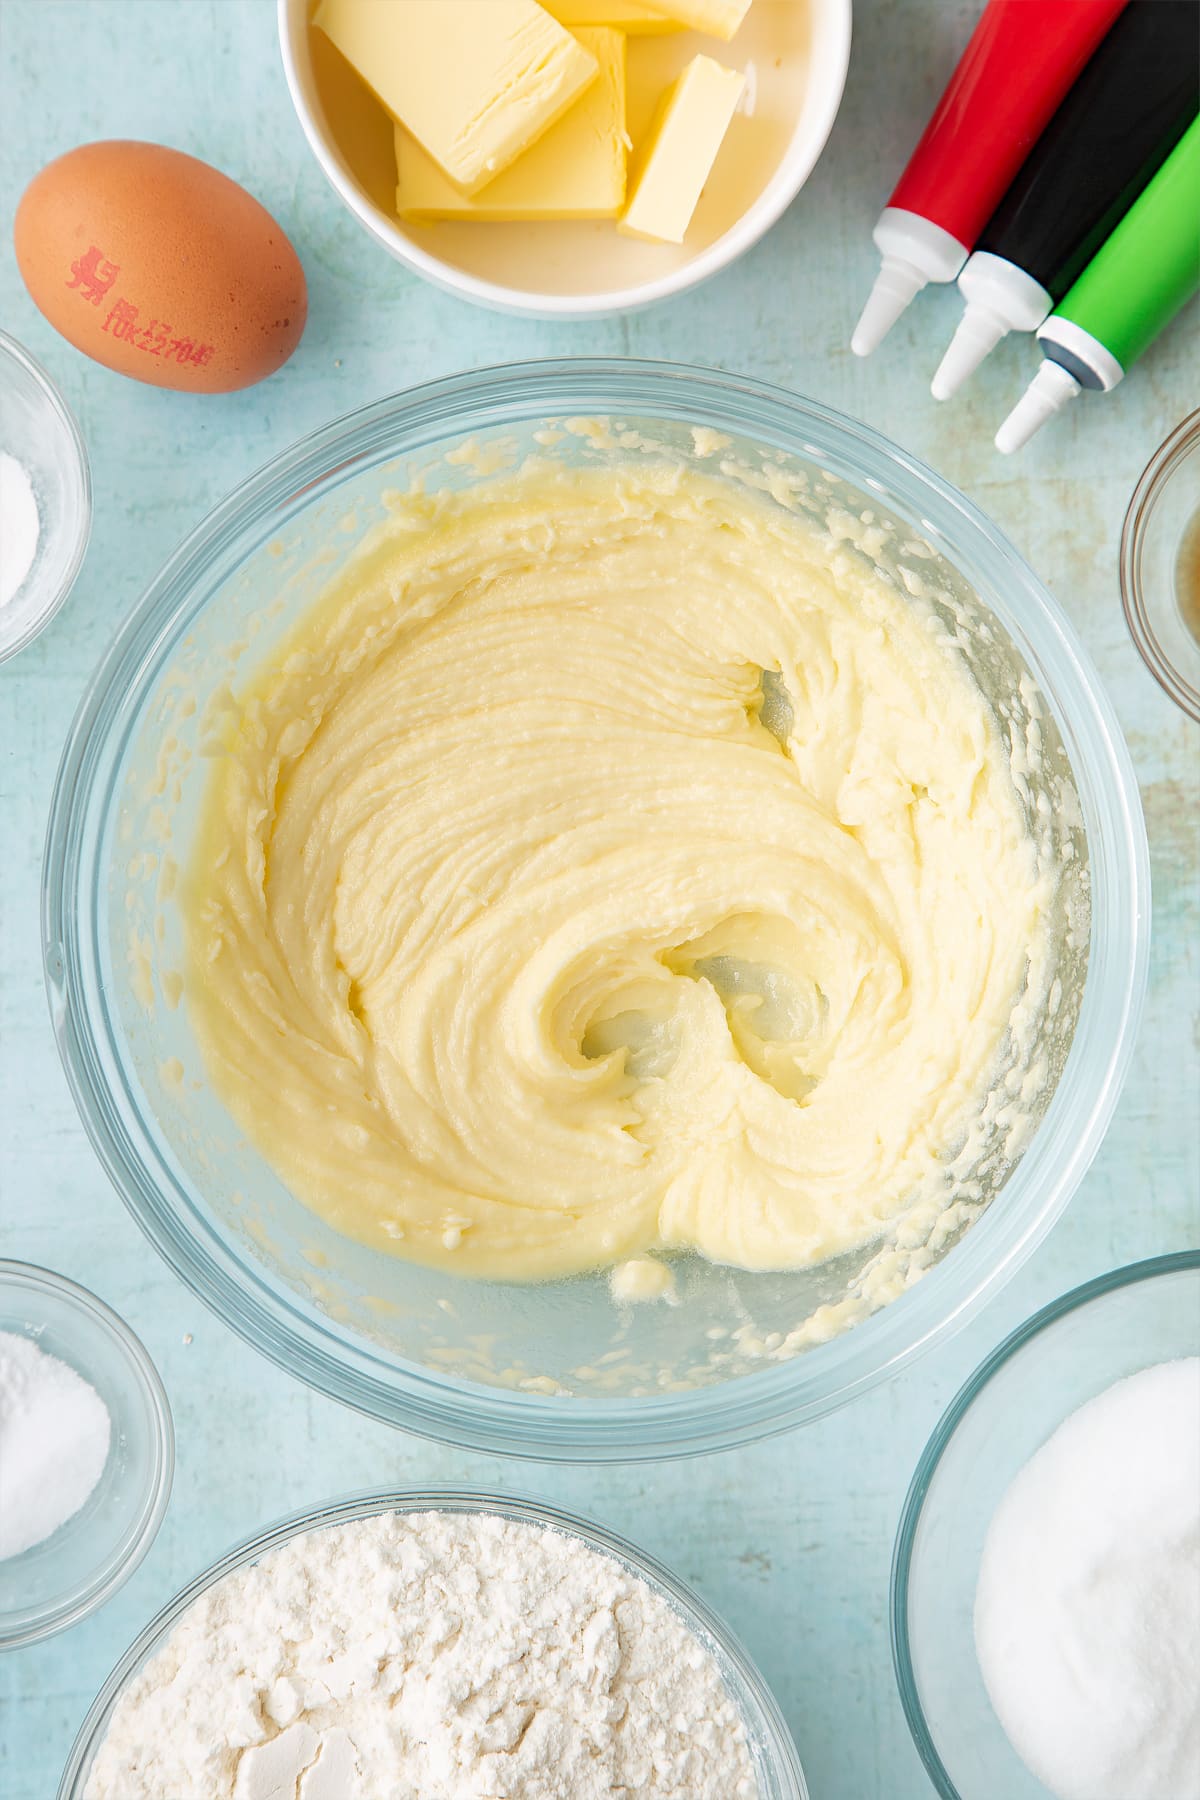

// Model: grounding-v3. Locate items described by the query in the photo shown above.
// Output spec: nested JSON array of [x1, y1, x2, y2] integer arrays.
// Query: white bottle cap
[[994, 359, 1081, 454], [852, 208, 967, 357], [932, 252, 1051, 399], [1037, 314, 1125, 392]]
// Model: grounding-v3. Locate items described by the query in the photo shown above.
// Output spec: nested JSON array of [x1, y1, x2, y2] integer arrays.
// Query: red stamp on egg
[[70, 244, 216, 366]]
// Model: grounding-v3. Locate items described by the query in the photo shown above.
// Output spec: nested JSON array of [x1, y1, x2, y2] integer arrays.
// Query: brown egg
[[14, 141, 307, 394]]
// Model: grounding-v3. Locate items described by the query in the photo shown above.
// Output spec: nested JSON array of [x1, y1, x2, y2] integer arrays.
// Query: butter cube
[[312, 0, 599, 194], [396, 29, 627, 221], [638, 0, 753, 37], [542, 0, 681, 30], [619, 53, 745, 244]]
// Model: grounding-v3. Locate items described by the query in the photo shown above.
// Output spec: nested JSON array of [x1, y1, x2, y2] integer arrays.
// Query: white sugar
[[0, 1329, 111, 1560], [0, 451, 40, 609], [975, 1357, 1200, 1800]]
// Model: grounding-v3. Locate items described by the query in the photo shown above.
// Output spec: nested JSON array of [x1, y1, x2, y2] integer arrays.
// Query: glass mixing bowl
[[43, 360, 1149, 1461], [58, 1487, 808, 1800], [891, 1252, 1200, 1800], [1120, 409, 1200, 722]]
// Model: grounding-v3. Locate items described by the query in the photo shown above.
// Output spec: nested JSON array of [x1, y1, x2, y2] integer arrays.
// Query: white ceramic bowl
[[277, 0, 852, 318]]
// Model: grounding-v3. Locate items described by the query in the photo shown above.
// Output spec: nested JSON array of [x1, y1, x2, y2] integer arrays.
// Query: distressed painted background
[[1, 2, 1196, 1795]]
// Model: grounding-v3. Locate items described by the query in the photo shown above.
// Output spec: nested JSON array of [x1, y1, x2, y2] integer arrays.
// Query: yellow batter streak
[[186, 460, 1050, 1282]]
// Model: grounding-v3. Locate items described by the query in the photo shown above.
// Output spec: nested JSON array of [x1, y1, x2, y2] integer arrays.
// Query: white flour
[[0, 452, 40, 609], [85, 1509, 760, 1799], [975, 1357, 1200, 1800], [0, 1330, 111, 1561]]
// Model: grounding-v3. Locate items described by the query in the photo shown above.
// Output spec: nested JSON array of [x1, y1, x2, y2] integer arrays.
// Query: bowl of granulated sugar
[[0, 331, 90, 663], [892, 1251, 1200, 1800], [0, 1261, 173, 1649]]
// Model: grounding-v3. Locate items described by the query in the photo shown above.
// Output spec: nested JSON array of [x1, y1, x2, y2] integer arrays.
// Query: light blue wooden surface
[[1, 3, 1196, 1795]]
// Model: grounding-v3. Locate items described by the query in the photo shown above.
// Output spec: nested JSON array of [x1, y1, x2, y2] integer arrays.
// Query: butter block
[[312, 0, 598, 194], [639, 0, 753, 37], [619, 53, 745, 244], [542, 0, 681, 30], [395, 29, 627, 221]]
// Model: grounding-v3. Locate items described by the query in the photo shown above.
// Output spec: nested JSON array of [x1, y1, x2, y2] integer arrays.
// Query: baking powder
[[975, 1357, 1200, 1800], [0, 1329, 111, 1560], [0, 452, 40, 609], [85, 1508, 760, 1799]]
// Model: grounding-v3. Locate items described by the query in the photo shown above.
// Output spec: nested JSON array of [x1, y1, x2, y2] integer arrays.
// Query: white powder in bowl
[[84, 1509, 761, 1800], [0, 452, 40, 609], [0, 1330, 111, 1560], [975, 1357, 1200, 1800]]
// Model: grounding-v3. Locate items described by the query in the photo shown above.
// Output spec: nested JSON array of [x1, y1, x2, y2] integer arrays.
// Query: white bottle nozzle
[[933, 253, 1053, 399], [995, 360, 1081, 454], [851, 210, 968, 357], [851, 257, 928, 357], [931, 304, 1009, 400]]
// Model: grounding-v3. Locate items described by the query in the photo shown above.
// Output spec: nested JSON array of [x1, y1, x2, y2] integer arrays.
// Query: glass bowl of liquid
[[42, 359, 1150, 1462], [891, 1251, 1200, 1800], [1120, 409, 1200, 722]]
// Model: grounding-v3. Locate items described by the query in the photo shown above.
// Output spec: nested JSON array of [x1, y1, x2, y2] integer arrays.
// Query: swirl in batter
[[186, 460, 1051, 1282]]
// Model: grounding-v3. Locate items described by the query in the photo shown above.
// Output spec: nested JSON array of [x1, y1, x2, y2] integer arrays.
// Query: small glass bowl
[[891, 1251, 1200, 1800], [1120, 410, 1200, 721], [58, 1487, 808, 1799], [0, 331, 91, 664], [0, 1262, 173, 1649]]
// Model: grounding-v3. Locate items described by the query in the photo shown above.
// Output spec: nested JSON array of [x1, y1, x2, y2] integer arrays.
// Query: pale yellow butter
[[640, 0, 753, 37], [395, 28, 626, 221], [312, 0, 598, 194], [619, 53, 745, 244], [611, 1257, 677, 1302], [543, 0, 680, 30], [185, 460, 1051, 1286]]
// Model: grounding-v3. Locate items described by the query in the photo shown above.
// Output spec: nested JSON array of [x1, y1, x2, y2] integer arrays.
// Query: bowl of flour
[[59, 1488, 807, 1800], [892, 1251, 1200, 1800]]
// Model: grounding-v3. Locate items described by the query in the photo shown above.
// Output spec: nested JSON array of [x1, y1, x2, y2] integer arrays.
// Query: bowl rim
[[1119, 407, 1200, 723], [890, 1248, 1200, 1800], [0, 1259, 174, 1650], [0, 328, 92, 666], [42, 356, 1151, 1463], [56, 1483, 808, 1800], [276, 0, 854, 319]]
